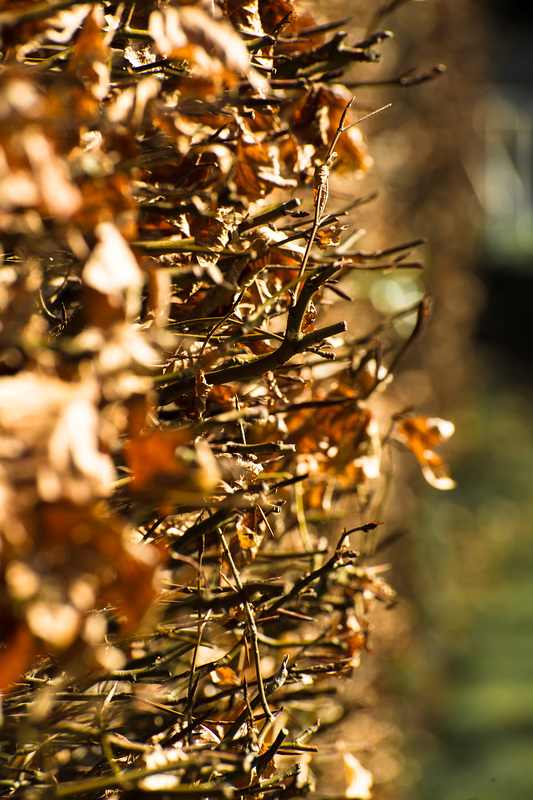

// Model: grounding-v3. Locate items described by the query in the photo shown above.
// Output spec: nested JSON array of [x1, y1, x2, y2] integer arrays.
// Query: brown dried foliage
[[0, 1, 451, 798]]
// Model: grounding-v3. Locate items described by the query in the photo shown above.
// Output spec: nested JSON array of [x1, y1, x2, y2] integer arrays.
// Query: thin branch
[[344, 63, 447, 88], [218, 530, 272, 725], [295, 102, 392, 292]]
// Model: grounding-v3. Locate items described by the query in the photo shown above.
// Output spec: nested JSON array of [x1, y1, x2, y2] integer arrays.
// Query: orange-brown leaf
[[67, 7, 110, 100], [125, 428, 220, 496], [149, 5, 259, 86], [211, 666, 241, 686], [395, 416, 456, 490], [235, 138, 297, 201]]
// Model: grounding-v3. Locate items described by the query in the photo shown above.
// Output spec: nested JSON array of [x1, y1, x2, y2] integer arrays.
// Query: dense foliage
[[0, 1, 453, 797]]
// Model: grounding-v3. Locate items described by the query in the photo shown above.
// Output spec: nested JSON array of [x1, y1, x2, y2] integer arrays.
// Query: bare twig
[[295, 101, 392, 292], [218, 530, 272, 725]]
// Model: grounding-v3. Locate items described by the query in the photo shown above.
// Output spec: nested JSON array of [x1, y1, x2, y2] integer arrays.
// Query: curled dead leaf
[[344, 753, 373, 799], [211, 665, 240, 686], [149, 5, 264, 87], [292, 86, 373, 171], [83, 221, 143, 316], [395, 415, 456, 490], [124, 428, 220, 499], [0, 372, 115, 506]]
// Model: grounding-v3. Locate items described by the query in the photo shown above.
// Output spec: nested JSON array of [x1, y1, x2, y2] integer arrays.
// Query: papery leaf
[[149, 5, 264, 87], [344, 753, 373, 799], [211, 666, 240, 686], [0, 96, 81, 225], [0, 372, 115, 506], [0, 499, 159, 689], [235, 138, 296, 200], [292, 86, 373, 171], [395, 415, 456, 490], [124, 428, 220, 497], [236, 515, 262, 553], [316, 221, 342, 248], [83, 221, 143, 317], [66, 7, 110, 100], [194, 371, 211, 421], [191, 206, 241, 274], [260, 0, 319, 53], [224, 0, 265, 37]]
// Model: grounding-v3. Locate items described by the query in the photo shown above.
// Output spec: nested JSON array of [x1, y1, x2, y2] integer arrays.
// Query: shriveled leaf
[[224, 0, 265, 37], [236, 515, 262, 555], [149, 5, 264, 87], [344, 753, 374, 799], [83, 221, 143, 316], [0, 372, 115, 505], [301, 300, 317, 332], [191, 206, 241, 273], [236, 138, 297, 201], [259, 0, 319, 54], [194, 371, 211, 420], [345, 612, 368, 660], [316, 221, 343, 249], [211, 666, 241, 686], [124, 428, 220, 498], [395, 415, 456, 490], [292, 86, 373, 171], [66, 7, 109, 100]]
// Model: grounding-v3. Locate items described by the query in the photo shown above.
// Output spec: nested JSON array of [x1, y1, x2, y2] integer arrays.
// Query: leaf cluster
[[0, 1, 452, 798]]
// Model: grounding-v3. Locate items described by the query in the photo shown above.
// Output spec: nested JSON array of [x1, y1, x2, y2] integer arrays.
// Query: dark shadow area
[[476, 266, 533, 366]]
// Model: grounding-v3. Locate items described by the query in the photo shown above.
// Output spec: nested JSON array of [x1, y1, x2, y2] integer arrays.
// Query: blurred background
[[311, 0, 533, 797], [400, 3, 533, 797]]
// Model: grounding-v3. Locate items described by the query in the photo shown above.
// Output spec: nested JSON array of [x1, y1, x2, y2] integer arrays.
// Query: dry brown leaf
[[0, 498, 159, 690], [344, 753, 374, 799], [259, 0, 319, 53], [83, 221, 143, 316], [292, 86, 373, 171], [235, 138, 296, 201], [211, 665, 241, 686], [395, 415, 456, 490], [149, 5, 263, 87], [124, 428, 220, 498], [0, 80, 82, 224], [0, 372, 115, 506], [224, 0, 265, 37], [66, 7, 110, 100]]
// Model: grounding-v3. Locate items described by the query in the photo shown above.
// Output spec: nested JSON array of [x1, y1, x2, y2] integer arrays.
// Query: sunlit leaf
[[124, 428, 220, 498], [83, 221, 143, 316], [0, 372, 115, 505], [395, 415, 456, 490], [66, 7, 110, 101], [292, 86, 373, 171], [235, 138, 297, 201], [259, 0, 319, 54], [344, 753, 374, 799], [149, 5, 264, 87], [211, 666, 240, 685], [224, 0, 265, 37]]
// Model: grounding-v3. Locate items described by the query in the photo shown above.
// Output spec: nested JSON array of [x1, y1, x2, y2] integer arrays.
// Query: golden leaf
[[395, 416, 456, 490], [344, 753, 373, 799]]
